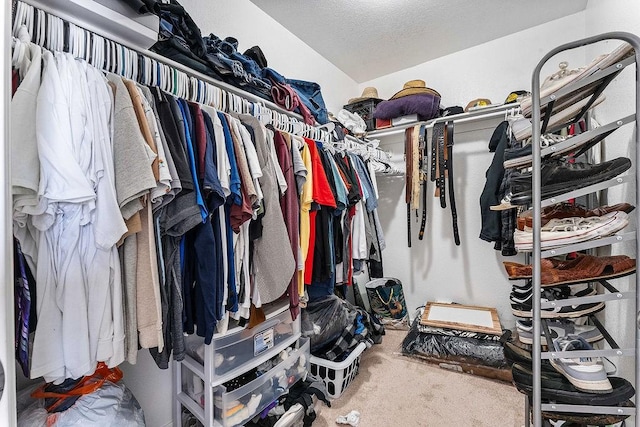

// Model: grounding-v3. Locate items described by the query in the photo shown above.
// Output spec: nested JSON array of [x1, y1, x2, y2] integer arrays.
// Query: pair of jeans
[[263, 68, 329, 124], [203, 35, 273, 99]]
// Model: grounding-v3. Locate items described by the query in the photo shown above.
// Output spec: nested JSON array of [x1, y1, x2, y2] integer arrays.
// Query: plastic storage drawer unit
[[214, 338, 310, 427], [184, 307, 301, 387]]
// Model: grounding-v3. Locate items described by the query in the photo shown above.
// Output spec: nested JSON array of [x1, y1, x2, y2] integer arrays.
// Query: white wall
[[583, 0, 640, 390], [121, 2, 358, 426], [179, 0, 359, 116], [358, 13, 589, 329]]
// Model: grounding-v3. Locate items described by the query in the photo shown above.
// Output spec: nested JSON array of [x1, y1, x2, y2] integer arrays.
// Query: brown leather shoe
[[517, 203, 635, 231], [503, 254, 636, 286]]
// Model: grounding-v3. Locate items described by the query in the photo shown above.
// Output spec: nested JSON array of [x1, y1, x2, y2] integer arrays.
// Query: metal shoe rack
[[527, 32, 640, 427]]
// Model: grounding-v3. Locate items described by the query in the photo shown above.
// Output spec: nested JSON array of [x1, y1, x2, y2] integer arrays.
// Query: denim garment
[[152, 3, 229, 80], [202, 35, 273, 100], [264, 68, 329, 124]]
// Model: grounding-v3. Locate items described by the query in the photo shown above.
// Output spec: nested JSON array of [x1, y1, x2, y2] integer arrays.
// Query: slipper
[[503, 254, 636, 286]]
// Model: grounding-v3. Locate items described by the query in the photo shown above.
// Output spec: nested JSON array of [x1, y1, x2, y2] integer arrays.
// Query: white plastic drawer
[[214, 338, 310, 427], [184, 306, 301, 386]]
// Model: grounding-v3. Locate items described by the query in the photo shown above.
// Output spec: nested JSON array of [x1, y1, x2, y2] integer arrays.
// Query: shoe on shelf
[[512, 363, 635, 406], [549, 334, 612, 394], [512, 93, 607, 142], [511, 287, 604, 319], [503, 253, 636, 286], [508, 157, 632, 206], [489, 192, 517, 211], [510, 284, 594, 304], [516, 319, 603, 345], [514, 211, 629, 252], [516, 202, 635, 231], [519, 42, 634, 118], [503, 134, 571, 169], [503, 340, 557, 372]]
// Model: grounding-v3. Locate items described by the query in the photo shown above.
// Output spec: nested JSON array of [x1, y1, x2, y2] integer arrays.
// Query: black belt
[[418, 125, 427, 240], [445, 122, 460, 245], [434, 122, 446, 208], [428, 121, 461, 246]]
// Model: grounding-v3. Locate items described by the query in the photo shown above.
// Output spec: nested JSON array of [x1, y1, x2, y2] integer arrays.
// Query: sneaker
[[516, 202, 635, 231], [512, 94, 607, 142], [516, 319, 603, 345], [514, 211, 629, 251], [503, 134, 571, 169], [511, 363, 634, 405], [510, 285, 594, 306], [550, 335, 612, 393], [511, 287, 604, 319], [509, 157, 632, 206]]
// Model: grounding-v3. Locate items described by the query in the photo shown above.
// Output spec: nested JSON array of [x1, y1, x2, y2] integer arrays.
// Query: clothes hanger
[[150, 59, 156, 87], [89, 33, 97, 67], [56, 15, 64, 52], [181, 72, 188, 99], [108, 40, 115, 73], [45, 13, 53, 51], [104, 38, 111, 73], [25, 4, 34, 42], [36, 9, 44, 46], [146, 57, 152, 86], [12, 2, 23, 37], [129, 49, 136, 80]]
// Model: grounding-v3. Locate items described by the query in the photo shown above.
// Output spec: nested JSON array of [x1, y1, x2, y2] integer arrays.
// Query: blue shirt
[[177, 99, 208, 222], [217, 112, 242, 206]]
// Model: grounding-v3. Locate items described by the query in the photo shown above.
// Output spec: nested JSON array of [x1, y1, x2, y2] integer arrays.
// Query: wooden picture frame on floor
[[420, 302, 502, 336]]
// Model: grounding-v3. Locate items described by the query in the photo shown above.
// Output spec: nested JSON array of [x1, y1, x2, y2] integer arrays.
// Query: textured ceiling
[[250, 0, 588, 83]]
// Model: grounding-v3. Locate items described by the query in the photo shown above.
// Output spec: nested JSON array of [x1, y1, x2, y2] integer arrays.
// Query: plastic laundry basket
[[309, 342, 367, 399]]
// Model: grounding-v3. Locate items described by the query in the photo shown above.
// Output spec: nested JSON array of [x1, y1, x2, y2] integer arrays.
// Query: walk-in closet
[[3, 1, 640, 426]]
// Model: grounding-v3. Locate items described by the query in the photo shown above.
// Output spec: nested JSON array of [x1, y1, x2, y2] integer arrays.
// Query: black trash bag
[[301, 295, 353, 354]]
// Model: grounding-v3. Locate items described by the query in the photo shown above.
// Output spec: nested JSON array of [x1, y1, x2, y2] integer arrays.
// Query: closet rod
[[17, 0, 320, 128], [367, 102, 520, 138]]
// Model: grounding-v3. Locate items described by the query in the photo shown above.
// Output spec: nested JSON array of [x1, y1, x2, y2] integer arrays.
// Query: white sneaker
[[515, 211, 628, 251], [550, 334, 612, 393]]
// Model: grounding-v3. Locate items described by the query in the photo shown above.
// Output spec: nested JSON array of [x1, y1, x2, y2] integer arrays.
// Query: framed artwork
[[420, 302, 502, 336]]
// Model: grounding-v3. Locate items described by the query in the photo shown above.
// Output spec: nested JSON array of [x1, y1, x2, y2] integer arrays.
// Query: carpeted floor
[[314, 329, 525, 427]]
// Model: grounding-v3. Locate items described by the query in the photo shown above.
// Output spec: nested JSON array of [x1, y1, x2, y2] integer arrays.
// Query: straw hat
[[348, 87, 382, 104], [464, 98, 492, 112], [390, 80, 440, 100]]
